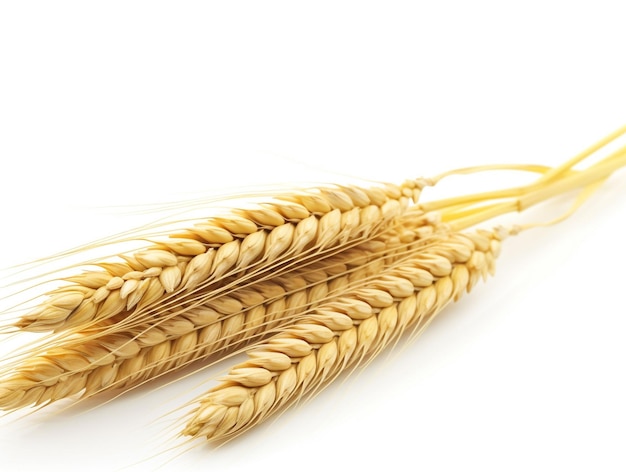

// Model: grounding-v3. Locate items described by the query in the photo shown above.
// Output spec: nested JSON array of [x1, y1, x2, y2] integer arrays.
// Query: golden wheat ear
[[9, 180, 423, 334], [182, 228, 501, 441]]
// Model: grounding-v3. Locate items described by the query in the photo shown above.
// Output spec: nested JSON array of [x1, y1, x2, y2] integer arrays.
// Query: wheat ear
[[182, 228, 500, 440], [14, 180, 422, 333]]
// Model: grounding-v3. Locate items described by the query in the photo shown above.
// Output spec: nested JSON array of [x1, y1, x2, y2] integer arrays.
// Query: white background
[[1, 2, 625, 471]]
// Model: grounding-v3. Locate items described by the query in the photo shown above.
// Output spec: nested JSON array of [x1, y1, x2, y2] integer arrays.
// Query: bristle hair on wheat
[[1, 125, 625, 449]]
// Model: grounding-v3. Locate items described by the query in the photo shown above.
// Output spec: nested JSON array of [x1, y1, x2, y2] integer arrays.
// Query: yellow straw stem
[[516, 179, 607, 232], [518, 147, 626, 211], [534, 124, 626, 184], [445, 144, 626, 231], [429, 163, 554, 184]]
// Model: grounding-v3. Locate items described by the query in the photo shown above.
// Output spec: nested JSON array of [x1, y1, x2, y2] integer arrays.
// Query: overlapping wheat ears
[[1, 126, 625, 443]]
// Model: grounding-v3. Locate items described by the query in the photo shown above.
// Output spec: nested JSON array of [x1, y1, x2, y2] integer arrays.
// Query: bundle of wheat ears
[[0, 126, 625, 444]]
